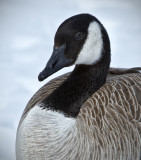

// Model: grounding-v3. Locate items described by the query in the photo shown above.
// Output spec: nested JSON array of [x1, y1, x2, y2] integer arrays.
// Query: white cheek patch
[[75, 21, 103, 65]]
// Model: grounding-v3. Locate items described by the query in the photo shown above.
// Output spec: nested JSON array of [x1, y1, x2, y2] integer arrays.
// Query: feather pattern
[[77, 73, 141, 160], [17, 71, 141, 160]]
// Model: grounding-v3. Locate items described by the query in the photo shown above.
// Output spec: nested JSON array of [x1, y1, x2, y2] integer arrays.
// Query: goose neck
[[41, 58, 109, 118]]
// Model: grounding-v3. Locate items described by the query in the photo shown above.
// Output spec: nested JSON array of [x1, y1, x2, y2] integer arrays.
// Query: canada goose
[[16, 14, 141, 160]]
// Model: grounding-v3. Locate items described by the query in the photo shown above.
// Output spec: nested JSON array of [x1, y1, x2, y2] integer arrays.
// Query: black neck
[[40, 25, 110, 117], [40, 54, 110, 117]]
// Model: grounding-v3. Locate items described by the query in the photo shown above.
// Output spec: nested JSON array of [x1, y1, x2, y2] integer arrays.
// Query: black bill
[[38, 44, 73, 81]]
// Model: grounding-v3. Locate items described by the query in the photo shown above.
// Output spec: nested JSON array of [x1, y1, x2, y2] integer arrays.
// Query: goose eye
[[75, 32, 84, 40]]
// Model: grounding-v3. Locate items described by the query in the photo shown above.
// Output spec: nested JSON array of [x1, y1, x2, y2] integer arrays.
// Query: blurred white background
[[0, 0, 141, 159]]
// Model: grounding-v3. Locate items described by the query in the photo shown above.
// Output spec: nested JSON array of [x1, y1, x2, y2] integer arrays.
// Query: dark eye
[[75, 32, 84, 40]]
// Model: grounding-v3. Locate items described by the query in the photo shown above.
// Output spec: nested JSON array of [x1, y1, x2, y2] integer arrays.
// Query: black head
[[38, 13, 110, 81]]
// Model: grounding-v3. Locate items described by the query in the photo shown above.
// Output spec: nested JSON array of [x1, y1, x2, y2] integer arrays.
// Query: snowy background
[[0, 0, 141, 159]]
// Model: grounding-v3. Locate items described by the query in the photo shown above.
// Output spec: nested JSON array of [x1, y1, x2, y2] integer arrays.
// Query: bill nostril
[[51, 60, 58, 69]]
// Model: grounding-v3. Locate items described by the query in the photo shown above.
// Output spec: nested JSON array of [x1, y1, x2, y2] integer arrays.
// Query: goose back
[[17, 69, 141, 160]]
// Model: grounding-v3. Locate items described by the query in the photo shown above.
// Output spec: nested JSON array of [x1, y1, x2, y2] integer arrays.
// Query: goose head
[[38, 13, 110, 81]]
